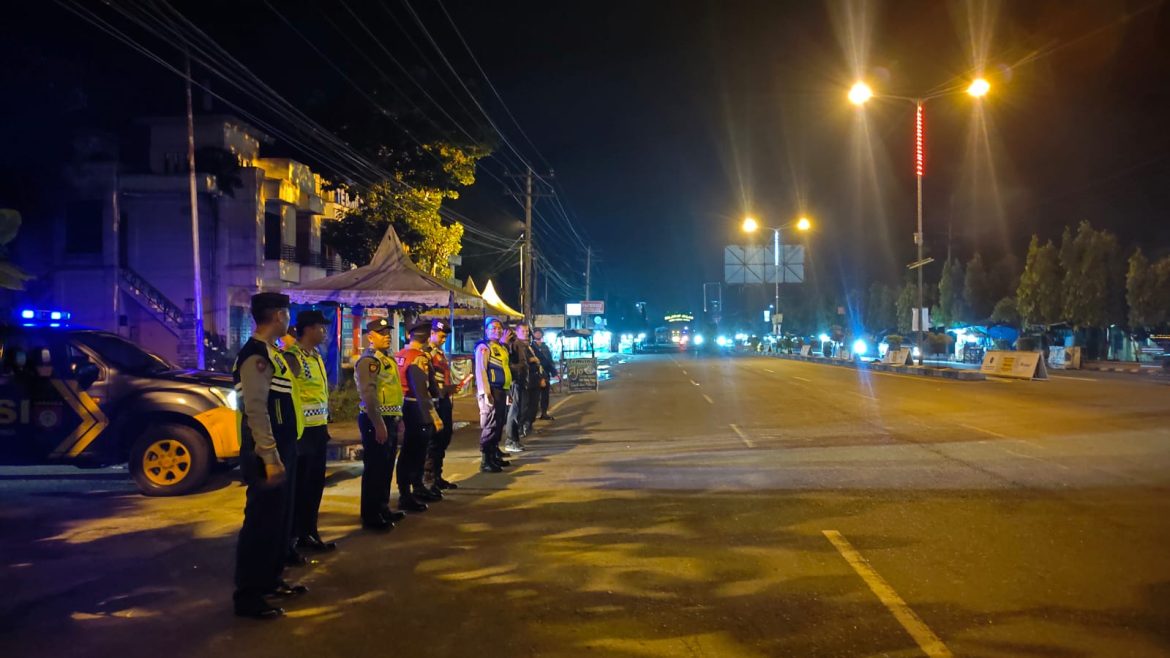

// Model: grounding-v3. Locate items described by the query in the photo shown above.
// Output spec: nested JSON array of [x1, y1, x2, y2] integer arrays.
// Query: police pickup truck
[[0, 322, 240, 496]]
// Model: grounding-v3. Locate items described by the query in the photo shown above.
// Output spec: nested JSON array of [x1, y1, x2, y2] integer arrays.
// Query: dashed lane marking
[[681, 369, 688, 375], [764, 368, 776, 373], [690, 379, 701, 386], [1051, 375, 1098, 382], [960, 423, 1008, 439], [702, 394, 714, 405], [729, 423, 755, 448], [823, 530, 953, 658], [793, 376, 811, 382]]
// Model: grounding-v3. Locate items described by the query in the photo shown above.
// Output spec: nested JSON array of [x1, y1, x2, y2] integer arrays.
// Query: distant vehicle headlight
[[852, 339, 868, 355], [210, 387, 239, 411], [694, 334, 704, 345]]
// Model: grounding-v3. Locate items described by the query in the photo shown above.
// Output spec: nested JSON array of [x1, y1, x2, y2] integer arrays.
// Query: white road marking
[[793, 376, 811, 382], [681, 369, 688, 375], [548, 396, 575, 415], [996, 445, 1071, 471], [702, 394, 714, 405], [764, 368, 776, 373], [729, 423, 755, 448], [1051, 375, 1098, 382], [823, 530, 953, 658], [854, 391, 878, 401], [960, 423, 1008, 439], [690, 379, 701, 386]]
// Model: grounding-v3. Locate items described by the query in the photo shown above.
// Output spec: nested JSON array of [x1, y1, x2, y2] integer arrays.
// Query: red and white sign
[[581, 300, 605, 315]]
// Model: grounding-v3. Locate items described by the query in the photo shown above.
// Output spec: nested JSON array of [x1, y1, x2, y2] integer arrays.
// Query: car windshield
[[73, 332, 173, 375]]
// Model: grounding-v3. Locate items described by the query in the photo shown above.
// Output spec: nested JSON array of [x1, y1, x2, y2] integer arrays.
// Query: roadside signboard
[[581, 300, 605, 314], [980, 350, 1049, 380], [564, 357, 599, 392], [534, 314, 566, 328], [884, 347, 912, 365]]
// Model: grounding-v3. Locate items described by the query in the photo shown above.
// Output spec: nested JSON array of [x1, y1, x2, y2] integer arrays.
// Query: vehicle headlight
[[210, 387, 239, 411]]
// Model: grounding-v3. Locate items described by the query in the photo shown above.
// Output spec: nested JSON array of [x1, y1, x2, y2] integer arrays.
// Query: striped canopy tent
[[287, 225, 481, 308]]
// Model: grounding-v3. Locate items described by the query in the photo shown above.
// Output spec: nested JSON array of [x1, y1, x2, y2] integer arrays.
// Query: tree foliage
[[1060, 221, 1125, 329], [323, 142, 488, 279], [990, 296, 1021, 326], [936, 257, 966, 327], [0, 209, 34, 290], [1127, 248, 1170, 329], [895, 280, 917, 334], [1016, 235, 1063, 327], [963, 252, 994, 322], [864, 282, 897, 332]]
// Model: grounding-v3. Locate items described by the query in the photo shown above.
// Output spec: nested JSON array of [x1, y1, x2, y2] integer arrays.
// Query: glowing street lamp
[[967, 78, 991, 98], [848, 81, 873, 106], [739, 215, 813, 336]]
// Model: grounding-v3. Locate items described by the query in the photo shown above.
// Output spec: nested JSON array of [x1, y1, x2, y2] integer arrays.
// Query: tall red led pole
[[914, 101, 925, 364]]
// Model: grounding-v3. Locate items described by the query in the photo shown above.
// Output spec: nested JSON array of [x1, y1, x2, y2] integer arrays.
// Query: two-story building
[[23, 115, 354, 368]]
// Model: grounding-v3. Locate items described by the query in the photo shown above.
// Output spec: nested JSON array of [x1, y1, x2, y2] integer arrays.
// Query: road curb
[[769, 353, 986, 381]]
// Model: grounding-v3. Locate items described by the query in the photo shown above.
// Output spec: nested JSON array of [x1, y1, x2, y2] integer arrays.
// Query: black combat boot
[[480, 450, 502, 473]]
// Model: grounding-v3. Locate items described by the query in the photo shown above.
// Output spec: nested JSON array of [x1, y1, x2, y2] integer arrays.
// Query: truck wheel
[[129, 424, 212, 496]]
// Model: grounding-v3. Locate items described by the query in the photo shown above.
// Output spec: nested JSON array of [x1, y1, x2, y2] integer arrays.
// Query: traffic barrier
[[980, 350, 1048, 380]]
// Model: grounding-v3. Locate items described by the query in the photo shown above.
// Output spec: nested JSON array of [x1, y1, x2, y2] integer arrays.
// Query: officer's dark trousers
[[539, 384, 551, 416], [235, 433, 297, 600], [293, 425, 330, 540], [524, 385, 540, 426], [359, 414, 399, 523], [478, 388, 507, 451], [399, 406, 432, 493], [507, 383, 527, 442], [426, 397, 454, 483]]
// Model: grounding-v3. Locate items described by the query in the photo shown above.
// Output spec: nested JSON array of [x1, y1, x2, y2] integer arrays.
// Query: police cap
[[295, 309, 329, 330], [407, 320, 432, 337], [364, 317, 392, 334], [431, 318, 452, 334], [483, 316, 501, 330], [251, 292, 290, 313]]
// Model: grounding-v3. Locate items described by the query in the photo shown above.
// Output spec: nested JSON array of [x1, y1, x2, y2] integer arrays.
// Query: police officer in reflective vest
[[396, 320, 445, 509], [474, 317, 512, 472], [283, 310, 337, 554], [232, 292, 306, 620], [424, 318, 458, 494], [354, 318, 408, 531]]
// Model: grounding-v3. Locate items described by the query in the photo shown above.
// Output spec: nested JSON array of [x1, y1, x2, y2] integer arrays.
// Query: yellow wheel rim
[[142, 439, 192, 486]]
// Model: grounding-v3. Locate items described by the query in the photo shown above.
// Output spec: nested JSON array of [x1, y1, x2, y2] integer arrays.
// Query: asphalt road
[[2, 353, 1169, 657]]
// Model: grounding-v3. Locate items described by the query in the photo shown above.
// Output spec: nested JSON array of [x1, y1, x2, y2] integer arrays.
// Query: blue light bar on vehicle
[[14, 309, 72, 326]]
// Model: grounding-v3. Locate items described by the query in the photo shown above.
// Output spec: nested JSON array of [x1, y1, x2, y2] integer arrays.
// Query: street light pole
[[773, 226, 780, 332], [915, 100, 925, 366]]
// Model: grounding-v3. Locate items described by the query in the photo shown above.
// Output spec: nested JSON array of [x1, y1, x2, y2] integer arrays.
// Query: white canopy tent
[[287, 226, 481, 308]]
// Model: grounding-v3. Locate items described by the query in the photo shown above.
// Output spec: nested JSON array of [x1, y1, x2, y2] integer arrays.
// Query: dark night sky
[[4, 1, 1170, 325]]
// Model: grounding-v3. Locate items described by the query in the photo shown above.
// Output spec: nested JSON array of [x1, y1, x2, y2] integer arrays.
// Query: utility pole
[[523, 167, 534, 319], [185, 53, 206, 369], [585, 245, 592, 301]]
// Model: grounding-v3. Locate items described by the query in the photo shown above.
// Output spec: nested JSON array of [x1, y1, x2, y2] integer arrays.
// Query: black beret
[[431, 318, 452, 334], [364, 317, 392, 334], [295, 310, 329, 329], [251, 292, 290, 312]]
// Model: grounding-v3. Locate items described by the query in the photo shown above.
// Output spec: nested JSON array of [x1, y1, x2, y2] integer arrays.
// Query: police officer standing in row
[[354, 318, 408, 531], [396, 321, 444, 510], [532, 328, 558, 421], [282, 310, 337, 554], [505, 320, 537, 453], [232, 292, 307, 620], [474, 317, 511, 472], [424, 319, 458, 495]]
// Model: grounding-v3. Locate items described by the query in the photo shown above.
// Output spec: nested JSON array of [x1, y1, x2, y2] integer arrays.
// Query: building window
[[65, 200, 104, 255], [264, 211, 281, 260]]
